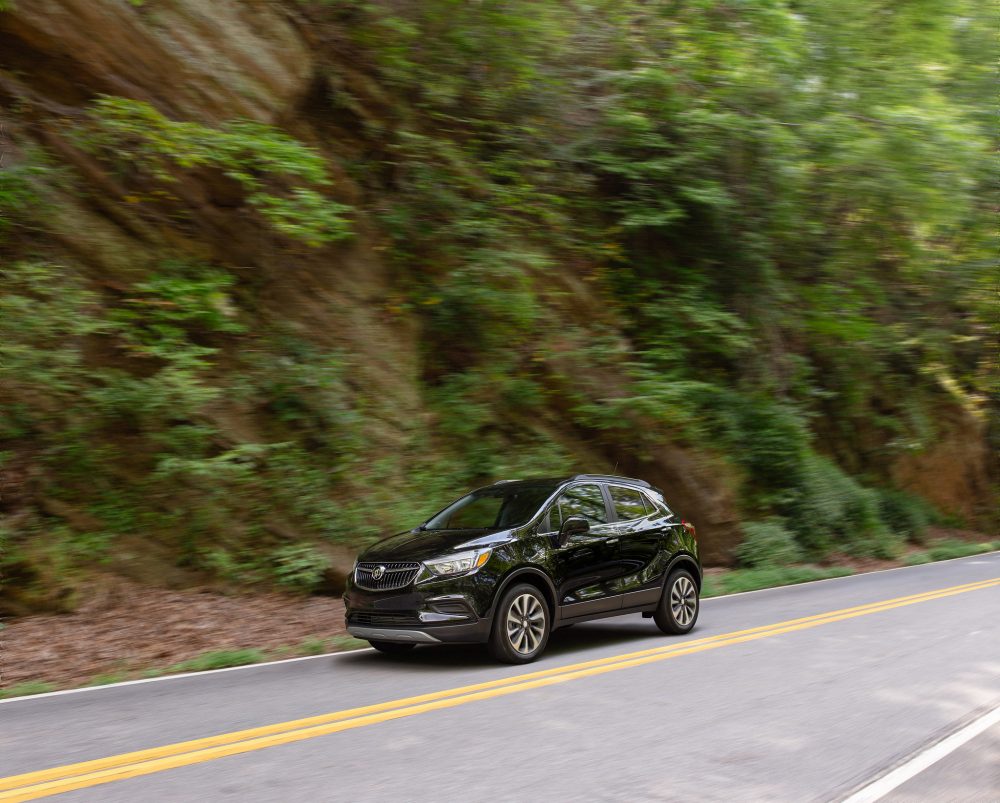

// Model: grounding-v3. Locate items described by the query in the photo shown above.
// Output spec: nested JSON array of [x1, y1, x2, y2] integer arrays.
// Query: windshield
[[424, 482, 558, 530]]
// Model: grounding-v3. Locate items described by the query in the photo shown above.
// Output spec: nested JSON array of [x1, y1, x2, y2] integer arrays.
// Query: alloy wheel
[[506, 592, 545, 655], [670, 575, 697, 627]]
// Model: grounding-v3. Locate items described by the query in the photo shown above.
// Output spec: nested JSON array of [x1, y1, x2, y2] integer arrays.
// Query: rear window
[[644, 489, 672, 516], [609, 485, 648, 521]]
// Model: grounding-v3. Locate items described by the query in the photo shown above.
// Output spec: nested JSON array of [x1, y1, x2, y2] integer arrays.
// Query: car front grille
[[354, 561, 421, 591], [349, 611, 421, 626]]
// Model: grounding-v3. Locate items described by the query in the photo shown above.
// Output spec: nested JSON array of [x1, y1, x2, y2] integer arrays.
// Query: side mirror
[[556, 516, 589, 547]]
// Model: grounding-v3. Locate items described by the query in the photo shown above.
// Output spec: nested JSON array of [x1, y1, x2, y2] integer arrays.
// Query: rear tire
[[489, 583, 550, 664], [654, 569, 699, 635], [369, 640, 417, 655]]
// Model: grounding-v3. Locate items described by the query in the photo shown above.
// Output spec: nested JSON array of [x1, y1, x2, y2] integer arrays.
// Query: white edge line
[[2, 549, 997, 706], [0, 647, 374, 705], [841, 703, 1000, 803]]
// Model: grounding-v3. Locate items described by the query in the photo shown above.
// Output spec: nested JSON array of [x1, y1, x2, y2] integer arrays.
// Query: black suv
[[344, 475, 701, 663]]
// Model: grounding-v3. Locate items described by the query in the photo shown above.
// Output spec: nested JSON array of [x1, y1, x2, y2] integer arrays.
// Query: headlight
[[422, 548, 492, 579]]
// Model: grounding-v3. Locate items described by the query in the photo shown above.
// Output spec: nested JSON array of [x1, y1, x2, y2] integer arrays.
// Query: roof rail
[[570, 474, 651, 488]]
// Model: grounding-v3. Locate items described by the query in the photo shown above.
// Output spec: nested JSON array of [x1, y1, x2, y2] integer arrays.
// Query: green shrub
[[784, 453, 899, 559], [111, 270, 245, 354], [735, 519, 804, 568], [199, 547, 264, 586], [711, 395, 812, 498], [0, 154, 48, 233], [877, 489, 932, 542], [844, 488, 902, 559], [81, 97, 352, 246], [270, 544, 331, 593], [0, 263, 105, 431], [785, 453, 855, 554]]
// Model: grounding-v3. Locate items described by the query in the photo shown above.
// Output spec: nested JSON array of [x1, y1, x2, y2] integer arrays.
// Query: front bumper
[[344, 578, 494, 644], [347, 626, 442, 644], [346, 619, 490, 644]]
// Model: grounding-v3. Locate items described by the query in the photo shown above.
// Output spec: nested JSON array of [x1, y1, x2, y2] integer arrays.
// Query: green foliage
[[784, 453, 900, 559], [0, 262, 106, 435], [706, 394, 813, 499], [296, 636, 331, 656], [0, 156, 48, 233], [735, 520, 804, 568], [250, 340, 361, 450], [0, 260, 364, 591], [167, 649, 266, 673], [270, 544, 331, 593], [702, 566, 855, 598], [878, 490, 933, 542], [1, 0, 996, 607], [353, 0, 572, 118], [112, 271, 244, 350], [905, 539, 999, 566], [0, 681, 57, 700], [198, 547, 264, 586], [81, 97, 352, 246]]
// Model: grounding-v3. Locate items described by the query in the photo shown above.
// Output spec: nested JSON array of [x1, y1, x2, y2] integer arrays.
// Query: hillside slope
[[0, 0, 996, 613]]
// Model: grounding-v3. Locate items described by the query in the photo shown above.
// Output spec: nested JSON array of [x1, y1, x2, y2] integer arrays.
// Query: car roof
[[486, 474, 652, 490]]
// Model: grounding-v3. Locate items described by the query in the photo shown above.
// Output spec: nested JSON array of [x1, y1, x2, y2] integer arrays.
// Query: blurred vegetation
[[0, 0, 996, 607], [165, 649, 267, 673], [903, 539, 999, 566], [0, 681, 56, 700], [702, 566, 855, 598]]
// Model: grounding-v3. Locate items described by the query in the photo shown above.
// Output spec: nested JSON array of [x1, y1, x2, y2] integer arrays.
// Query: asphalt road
[[2, 553, 998, 802], [884, 723, 999, 803]]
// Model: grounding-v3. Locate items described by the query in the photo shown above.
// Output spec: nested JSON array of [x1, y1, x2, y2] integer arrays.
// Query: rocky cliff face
[[1, 0, 312, 121], [0, 1, 994, 607]]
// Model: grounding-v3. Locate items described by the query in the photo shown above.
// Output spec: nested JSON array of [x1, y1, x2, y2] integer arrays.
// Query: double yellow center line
[[2, 576, 997, 801]]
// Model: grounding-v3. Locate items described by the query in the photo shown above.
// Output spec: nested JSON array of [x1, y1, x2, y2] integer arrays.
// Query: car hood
[[359, 527, 514, 562]]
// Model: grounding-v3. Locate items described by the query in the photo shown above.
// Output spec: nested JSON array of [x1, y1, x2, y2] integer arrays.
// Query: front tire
[[654, 569, 699, 635], [489, 583, 550, 664], [369, 640, 416, 655]]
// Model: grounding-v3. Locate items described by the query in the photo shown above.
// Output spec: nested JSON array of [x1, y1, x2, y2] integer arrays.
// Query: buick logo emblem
[[371, 565, 386, 580]]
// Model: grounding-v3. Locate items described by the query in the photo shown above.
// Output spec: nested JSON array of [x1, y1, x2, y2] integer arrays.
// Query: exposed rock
[[890, 406, 997, 530], [0, 0, 313, 123]]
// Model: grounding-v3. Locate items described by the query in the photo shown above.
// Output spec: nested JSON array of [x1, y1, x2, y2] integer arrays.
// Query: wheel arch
[[490, 567, 558, 622], [664, 553, 702, 591]]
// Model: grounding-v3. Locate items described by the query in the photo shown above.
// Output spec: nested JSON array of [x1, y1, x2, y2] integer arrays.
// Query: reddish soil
[[1, 578, 347, 690]]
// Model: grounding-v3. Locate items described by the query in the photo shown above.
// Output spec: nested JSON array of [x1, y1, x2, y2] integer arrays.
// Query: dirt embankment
[[1, 578, 347, 690]]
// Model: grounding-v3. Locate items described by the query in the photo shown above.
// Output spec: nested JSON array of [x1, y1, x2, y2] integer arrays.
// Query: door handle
[[607, 537, 619, 544]]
